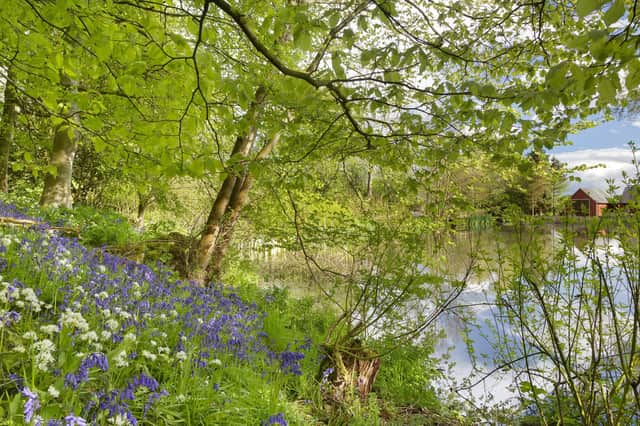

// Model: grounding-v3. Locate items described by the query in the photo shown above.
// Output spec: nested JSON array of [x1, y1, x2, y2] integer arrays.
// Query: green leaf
[[294, 27, 312, 51], [342, 28, 355, 48], [478, 84, 497, 98], [626, 59, 640, 89], [361, 49, 377, 64], [546, 63, 568, 91], [598, 76, 616, 103], [328, 12, 340, 28], [589, 36, 610, 60], [604, 0, 625, 25], [357, 15, 368, 31], [94, 38, 112, 61], [118, 75, 138, 94], [418, 49, 429, 74], [389, 47, 400, 67], [169, 32, 190, 48], [85, 116, 104, 131], [46, 164, 59, 177], [331, 52, 346, 79], [54, 53, 64, 69], [383, 70, 401, 82], [576, 0, 602, 17], [566, 34, 589, 50], [8, 392, 20, 418]]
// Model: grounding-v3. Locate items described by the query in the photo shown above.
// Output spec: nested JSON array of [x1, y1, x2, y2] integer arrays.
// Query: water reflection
[[243, 223, 637, 414], [435, 225, 633, 408]]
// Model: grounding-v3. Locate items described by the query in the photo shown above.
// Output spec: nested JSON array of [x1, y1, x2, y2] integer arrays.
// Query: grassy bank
[[0, 199, 466, 425]]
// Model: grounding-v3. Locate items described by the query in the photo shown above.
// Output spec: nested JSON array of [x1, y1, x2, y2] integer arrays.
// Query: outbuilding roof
[[620, 185, 639, 203], [574, 188, 609, 204]]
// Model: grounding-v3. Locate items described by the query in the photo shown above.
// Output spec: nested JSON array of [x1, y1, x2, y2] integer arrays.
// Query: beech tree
[[0, 64, 18, 193], [2, 0, 640, 401]]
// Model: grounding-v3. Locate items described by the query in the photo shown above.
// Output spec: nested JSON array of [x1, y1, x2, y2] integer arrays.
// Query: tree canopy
[[1, 0, 639, 392]]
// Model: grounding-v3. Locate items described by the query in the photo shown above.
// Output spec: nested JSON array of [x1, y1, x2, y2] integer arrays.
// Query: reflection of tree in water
[[434, 223, 628, 409], [488, 217, 640, 424]]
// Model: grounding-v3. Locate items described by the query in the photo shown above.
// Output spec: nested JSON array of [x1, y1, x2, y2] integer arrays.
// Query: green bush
[[0, 188, 139, 248], [372, 338, 442, 410], [38, 205, 139, 247]]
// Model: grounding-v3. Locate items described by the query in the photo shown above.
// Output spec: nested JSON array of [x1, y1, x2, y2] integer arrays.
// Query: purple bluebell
[[64, 414, 87, 426], [64, 352, 109, 389], [8, 373, 24, 390], [144, 390, 168, 417], [321, 367, 335, 382], [22, 386, 40, 423], [1, 199, 316, 423], [279, 351, 305, 375], [1, 310, 20, 326], [92, 389, 138, 426], [263, 413, 288, 425]]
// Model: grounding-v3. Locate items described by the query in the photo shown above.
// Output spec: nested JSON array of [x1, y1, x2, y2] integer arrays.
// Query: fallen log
[[0, 216, 80, 236]]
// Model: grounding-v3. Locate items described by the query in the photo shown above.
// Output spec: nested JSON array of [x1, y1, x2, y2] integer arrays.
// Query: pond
[[241, 222, 638, 412], [434, 224, 635, 410]]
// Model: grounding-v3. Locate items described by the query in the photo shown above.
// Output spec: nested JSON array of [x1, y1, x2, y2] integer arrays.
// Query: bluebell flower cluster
[[0, 200, 314, 424], [0, 309, 20, 326], [263, 412, 288, 425], [64, 352, 109, 389], [278, 350, 305, 375], [21, 387, 40, 423], [63, 414, 87, 426]]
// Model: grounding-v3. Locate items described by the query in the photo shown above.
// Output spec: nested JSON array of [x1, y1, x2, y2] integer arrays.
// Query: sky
[[550, 119, 640, 194]]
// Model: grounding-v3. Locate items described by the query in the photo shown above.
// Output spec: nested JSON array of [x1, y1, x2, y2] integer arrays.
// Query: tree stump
[[321, 342, 381, 403]]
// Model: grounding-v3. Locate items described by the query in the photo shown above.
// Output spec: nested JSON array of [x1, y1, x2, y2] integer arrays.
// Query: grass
[[0, 195, 466, 425], [0, 198, 321, 425]]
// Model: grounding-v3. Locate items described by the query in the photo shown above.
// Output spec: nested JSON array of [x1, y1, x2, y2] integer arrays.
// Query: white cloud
[[554, 148, 636, 194]]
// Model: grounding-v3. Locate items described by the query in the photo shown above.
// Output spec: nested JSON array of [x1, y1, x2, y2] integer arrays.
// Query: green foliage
[[490, 208, 640, 424], [0, 216, 323, 425], [68, 206, 140, 247], [0, 187, 139, 247], [373, 339, 442, 410], [221, 256, 262, 288], [4, 0, 640, 422]]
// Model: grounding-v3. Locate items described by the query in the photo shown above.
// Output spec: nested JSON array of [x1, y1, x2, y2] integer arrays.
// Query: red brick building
[[570, 188, 610, 216]]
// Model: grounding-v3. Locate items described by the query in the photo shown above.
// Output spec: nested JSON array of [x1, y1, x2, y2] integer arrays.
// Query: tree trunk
[[191, 86, 267, 284], [135, 191, 154, 230], [208, 132, 280, 279], [320, 341, 381, 403], [0, 65, 18, 192], [40, 118, 79, 208], [41, 70, 80, 209], [366, 165, 373, 199]]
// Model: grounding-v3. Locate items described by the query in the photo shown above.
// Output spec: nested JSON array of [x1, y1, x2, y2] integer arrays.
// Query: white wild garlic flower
[[32, 338, 56, 371]]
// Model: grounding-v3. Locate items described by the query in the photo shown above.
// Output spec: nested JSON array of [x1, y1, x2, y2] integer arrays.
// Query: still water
[[245, 224, 634, 409], [433, 226, 631, 408]]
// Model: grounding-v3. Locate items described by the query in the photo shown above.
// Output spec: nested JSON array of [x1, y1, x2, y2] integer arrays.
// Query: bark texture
[[40, 119, 79, 208], [0, 66, 18, 192], [191, 86, 267, 284], [320, 341, 381, 403], [135, 191, 155, 230], [208, 132, 280, 279]]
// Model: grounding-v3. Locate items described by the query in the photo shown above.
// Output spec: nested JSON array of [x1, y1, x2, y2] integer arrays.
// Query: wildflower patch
[[0, 201, 306, 424]]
